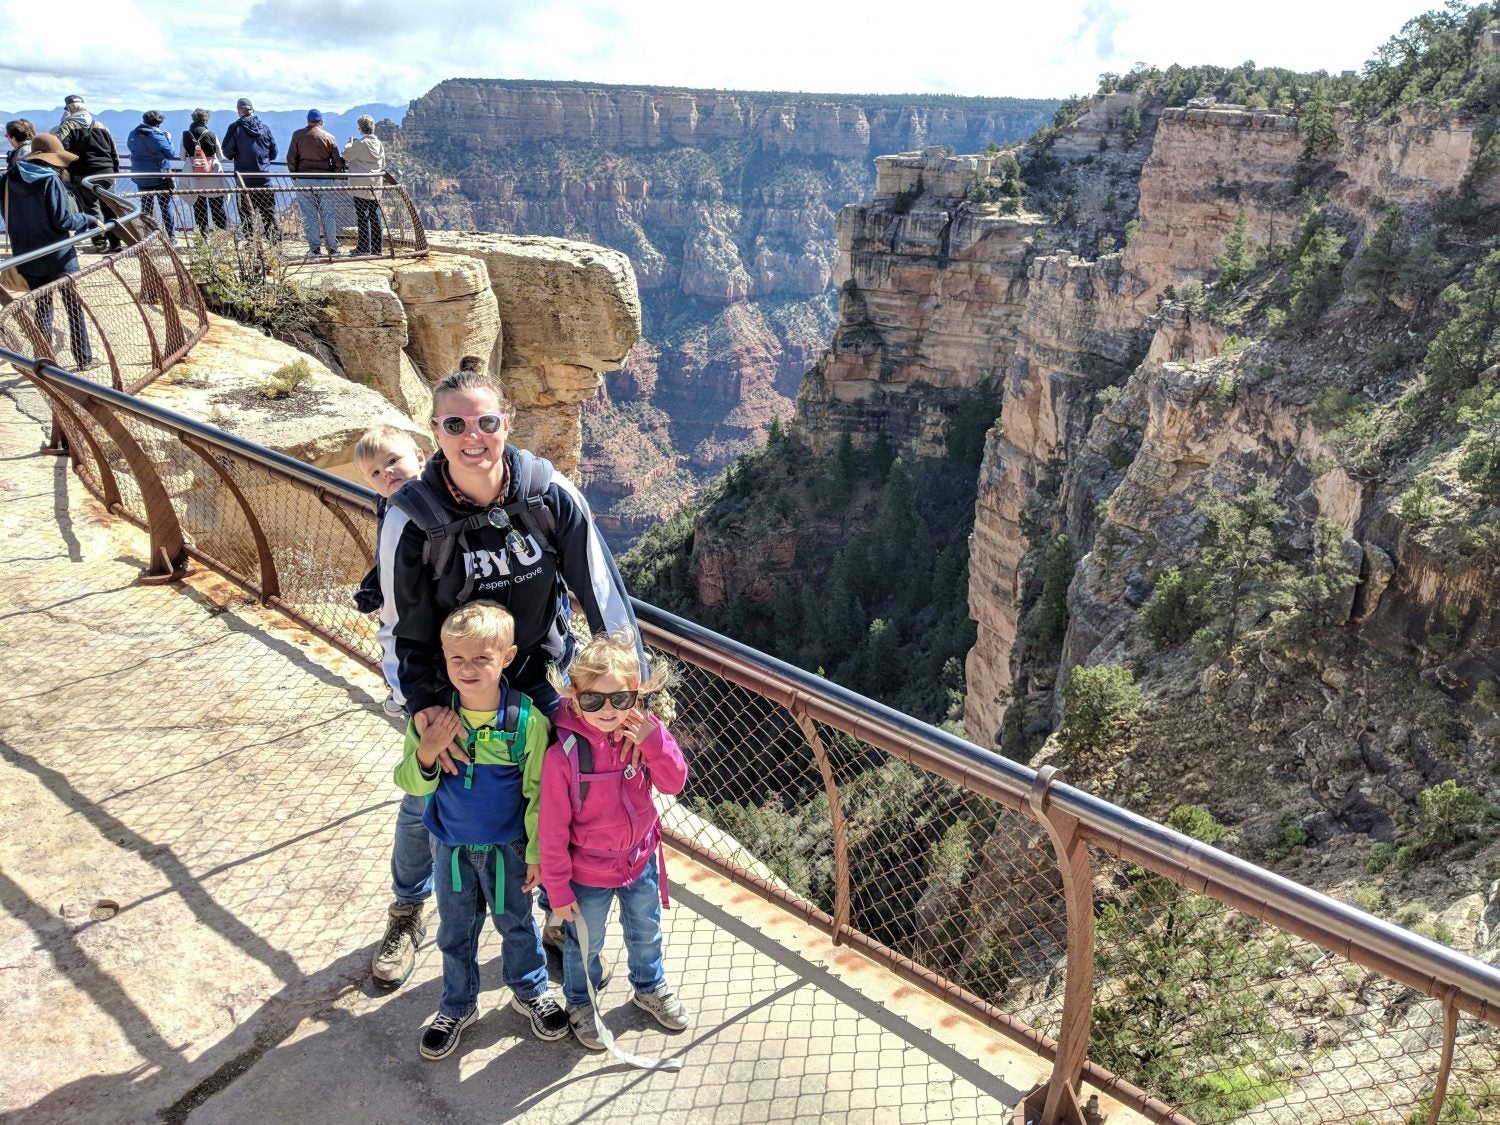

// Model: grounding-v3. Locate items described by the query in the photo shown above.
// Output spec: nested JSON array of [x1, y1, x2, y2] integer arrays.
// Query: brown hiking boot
[[372, 902, 427, 988]]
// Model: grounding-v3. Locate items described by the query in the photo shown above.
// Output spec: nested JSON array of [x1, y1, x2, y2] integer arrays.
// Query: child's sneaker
[[419, 1008, 477, 1060], [632, 983, 689, 1031], [569, 1003, 606, 1051], [511, 989, 570, 1041]]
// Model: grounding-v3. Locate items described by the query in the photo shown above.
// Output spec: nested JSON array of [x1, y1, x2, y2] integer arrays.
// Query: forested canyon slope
[[387, 80, 1057, 542]]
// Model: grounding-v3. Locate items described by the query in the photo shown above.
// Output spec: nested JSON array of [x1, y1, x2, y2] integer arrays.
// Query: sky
[[0, 0, 1463, 113]]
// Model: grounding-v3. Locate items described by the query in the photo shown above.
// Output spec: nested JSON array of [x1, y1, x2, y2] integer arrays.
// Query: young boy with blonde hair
[[394, 600, 568, 1058]]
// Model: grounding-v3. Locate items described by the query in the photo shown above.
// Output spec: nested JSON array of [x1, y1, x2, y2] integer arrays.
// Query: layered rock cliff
[[393, 79, 1058, 544]]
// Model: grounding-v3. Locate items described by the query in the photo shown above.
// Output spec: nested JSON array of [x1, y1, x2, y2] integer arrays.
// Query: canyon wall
[[768, 95, 1497, 749], [394, 79, 1058, 545]]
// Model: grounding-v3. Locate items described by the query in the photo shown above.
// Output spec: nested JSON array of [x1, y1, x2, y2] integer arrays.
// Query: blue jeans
[[434, 839, 549, 1019], [295, 178, 338, 251], [390, 792, 434, 906], [562, 854, 665, 1008]]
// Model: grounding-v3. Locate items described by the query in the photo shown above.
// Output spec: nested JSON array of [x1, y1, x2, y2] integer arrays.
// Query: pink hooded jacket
[[537, 704, 688, 909]]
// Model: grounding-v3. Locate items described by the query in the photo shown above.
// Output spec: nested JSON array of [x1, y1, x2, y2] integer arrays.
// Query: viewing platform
[[0, 374, 1137, 1123]]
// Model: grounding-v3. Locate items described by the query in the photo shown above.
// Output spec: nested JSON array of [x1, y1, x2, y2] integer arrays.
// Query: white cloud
[[0, 0, 1459, 111]]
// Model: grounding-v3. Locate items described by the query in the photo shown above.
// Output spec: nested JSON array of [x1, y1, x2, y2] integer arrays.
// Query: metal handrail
[[13, 351, 1500, 1123], [17, 355, 1500, 1029], [632, 602, 1500, 1023]]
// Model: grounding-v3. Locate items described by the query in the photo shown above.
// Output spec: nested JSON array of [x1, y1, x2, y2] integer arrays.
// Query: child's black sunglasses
[[576, 689, 639, 713]]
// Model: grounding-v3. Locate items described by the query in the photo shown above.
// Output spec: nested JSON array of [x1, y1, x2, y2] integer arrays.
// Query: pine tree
[[1213, 210, 1254, 289], [1350, 207, 1405, 301], [1267, 517, 1359, 634], [1026, 534, 1075, 647], [1423, 249, 1500, 397], [1299, 78, 1336, 161], [1122, 104, 1141, 145], [1195, 482, 1287, 653]]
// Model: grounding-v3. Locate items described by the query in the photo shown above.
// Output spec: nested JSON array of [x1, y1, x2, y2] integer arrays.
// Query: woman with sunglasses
[[539, 627, 690, 1050], [371, 367, 642, 990]]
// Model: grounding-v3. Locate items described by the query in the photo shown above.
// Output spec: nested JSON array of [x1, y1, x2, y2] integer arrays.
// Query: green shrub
[[1458, 438, 1500, 503], [1366, 842, 1395, 873], [1263, 810, 1309, 862], [1395, 780, 1488, 869], [1059, 664, 1144, 751], [1422, 250, 1500, 398], [1474, 680, 1500, 715], [1400, 474, 1441, 527], [261, 357, 313, 400]]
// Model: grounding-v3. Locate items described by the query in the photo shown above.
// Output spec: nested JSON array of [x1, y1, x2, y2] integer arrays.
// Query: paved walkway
[[0, 372, 1135, 1124]]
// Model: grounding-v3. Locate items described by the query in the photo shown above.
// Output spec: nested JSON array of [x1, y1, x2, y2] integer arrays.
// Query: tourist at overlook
[[287, 108, 342, 256], [54, 97, 120, 252], [368, 368, 642, 989], [2, 134, 101, 367], [5, 119, 34, 170], [222, 98, 278, 237], [342, 115, 385, 255], [392, 601, 569, 1057], [181, 108, 228, 233], [540, 628, 691, 1051], [126, 111, 175, 238]]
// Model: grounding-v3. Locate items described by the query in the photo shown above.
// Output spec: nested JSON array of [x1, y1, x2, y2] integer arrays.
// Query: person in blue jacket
[[2, 134, 101, 368], [126, 111, 175, 237], [221, 98, 279, 237]]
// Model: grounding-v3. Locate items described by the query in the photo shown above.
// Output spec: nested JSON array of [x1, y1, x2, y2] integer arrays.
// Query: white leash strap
[[575, 910, 682, 1071]]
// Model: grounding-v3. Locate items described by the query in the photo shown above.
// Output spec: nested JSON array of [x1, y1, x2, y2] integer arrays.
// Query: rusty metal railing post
[[1424, 989, 1460, 1125], [1024, 765, 1095, 1125], [51, 375, 190, 582], [180, 436, 279, 599], [29, 380, 117, 504], [786, 691, 852, 941]]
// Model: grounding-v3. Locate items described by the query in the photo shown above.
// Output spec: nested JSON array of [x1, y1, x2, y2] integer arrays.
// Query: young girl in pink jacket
[[539, 628, 689, 1050]]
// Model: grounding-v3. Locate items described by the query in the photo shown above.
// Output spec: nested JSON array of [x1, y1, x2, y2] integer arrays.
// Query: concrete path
[[0, 372, 1135, 1124]]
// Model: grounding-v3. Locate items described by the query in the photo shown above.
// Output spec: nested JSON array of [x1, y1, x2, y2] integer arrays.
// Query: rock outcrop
[[304, 239, 641, 476], [423, 232, 641, 474], [396, 79, 1059, 542]]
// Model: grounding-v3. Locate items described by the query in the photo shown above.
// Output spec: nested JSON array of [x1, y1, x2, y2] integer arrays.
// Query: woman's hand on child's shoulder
[[415, 705, 468, 774]]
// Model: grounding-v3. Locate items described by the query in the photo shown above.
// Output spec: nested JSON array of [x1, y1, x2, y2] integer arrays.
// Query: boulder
[[389, 254, 501, 384]]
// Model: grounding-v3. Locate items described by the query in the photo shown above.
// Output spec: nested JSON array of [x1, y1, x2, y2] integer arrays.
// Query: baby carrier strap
[[388, 478, 488, 585]]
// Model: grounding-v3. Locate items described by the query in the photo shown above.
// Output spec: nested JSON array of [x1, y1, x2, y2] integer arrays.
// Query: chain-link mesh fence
[[0, 232, 207, 393], [113, 175, 427, 262], [16, 359, 1500, 1124]]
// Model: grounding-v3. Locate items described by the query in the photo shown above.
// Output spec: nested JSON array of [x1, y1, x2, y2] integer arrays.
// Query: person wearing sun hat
[[2, 133, 100, 366]]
